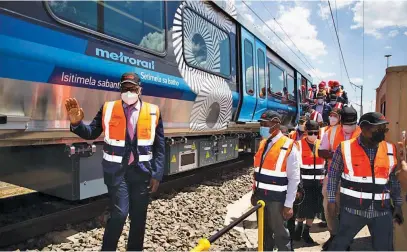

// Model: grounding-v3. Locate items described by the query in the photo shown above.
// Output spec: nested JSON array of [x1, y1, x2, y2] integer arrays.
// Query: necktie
[[125, 106, 135, 164]]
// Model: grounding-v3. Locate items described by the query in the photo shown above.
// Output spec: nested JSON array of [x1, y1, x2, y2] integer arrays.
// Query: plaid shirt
[[327, 136, 402, 218]]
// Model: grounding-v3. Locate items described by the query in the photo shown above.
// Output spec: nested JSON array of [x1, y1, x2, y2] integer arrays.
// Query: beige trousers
[[322, 176, 340, 235]]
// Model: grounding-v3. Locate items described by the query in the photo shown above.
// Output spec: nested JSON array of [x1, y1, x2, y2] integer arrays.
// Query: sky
[[235, 0, 407, 116]]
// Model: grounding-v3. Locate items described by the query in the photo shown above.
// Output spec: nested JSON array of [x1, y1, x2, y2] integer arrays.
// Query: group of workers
[[252, 80, 406, 251], [63, 71, 406, 251]]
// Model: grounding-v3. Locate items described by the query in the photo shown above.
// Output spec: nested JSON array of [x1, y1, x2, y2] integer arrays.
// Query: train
[[0, 0, 313, 200]]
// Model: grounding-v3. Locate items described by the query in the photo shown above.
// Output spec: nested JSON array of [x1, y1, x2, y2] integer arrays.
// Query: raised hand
[[65, 98, 84, 126]]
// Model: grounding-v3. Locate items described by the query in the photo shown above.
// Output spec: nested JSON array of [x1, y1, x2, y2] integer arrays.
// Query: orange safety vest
[[319, 126, 330, 140], [310, 110, 321, 122], [326, 125, 361, 152], [253, 136, 295, 201], [340, 138, 397, 210], [298, 138, 325, 183], [101, 100, 159, 172]]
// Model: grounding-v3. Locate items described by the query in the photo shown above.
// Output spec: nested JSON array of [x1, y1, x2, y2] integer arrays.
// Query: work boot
[[293, 223, 303, 241], [322, 235, 335, 251], [301, 225, 315, 244]]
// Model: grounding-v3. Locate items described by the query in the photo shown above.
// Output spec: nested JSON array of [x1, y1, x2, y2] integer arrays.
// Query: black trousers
[[101, 172, 150, 251]]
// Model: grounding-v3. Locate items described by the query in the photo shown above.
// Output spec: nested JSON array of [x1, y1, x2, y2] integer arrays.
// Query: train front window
[[182, 8, 231, 77], [257, 49, 266, 99], [244, 40, 254, 96], [103, 1, 165, 52], [269, 63, 284, 97]]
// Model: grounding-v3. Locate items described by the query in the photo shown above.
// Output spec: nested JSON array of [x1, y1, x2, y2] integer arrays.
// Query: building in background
[[376, 65, 407, 251]]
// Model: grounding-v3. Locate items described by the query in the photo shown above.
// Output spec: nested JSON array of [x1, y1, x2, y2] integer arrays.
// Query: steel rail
[[0, 154, 253, 248]]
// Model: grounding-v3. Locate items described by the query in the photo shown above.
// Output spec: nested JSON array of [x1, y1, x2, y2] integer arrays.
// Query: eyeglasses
[[307, 131, 319, 136]]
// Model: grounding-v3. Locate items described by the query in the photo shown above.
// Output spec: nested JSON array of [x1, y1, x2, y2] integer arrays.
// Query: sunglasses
[[307, 131, 319, 136], [120, 85, 141, 93]]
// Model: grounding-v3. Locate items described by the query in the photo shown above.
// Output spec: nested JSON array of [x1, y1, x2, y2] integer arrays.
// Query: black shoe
[[302, 225, 315, 244], [322, 235, 335, 251], [346, 245, 351, 251], [293, 223, 303, 241]]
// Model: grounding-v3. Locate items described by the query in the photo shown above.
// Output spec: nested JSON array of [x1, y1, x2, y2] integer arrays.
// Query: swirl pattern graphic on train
[[172, 0, 237, 132]]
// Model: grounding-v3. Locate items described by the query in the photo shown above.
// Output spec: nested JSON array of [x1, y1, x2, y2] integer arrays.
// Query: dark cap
[[311, 84, 317, 88], [341, 105, 358, 125], [306, 120, 320, 131], [329, 93, 337, 100], [358, 112, 389, 126], [258, 110, 282, 123], [120, 72, 141, 86]]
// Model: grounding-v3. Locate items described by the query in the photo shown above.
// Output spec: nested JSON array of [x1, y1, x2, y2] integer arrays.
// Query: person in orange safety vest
[[65, 72, 165, 251], [327, 112, 404, 251], [251, 110, 300, 251], [292, 120, 326, 244], [318, 105, 361, 250]]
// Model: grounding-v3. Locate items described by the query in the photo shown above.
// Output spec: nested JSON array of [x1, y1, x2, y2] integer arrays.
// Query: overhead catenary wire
[[261, 1, 316, 75], [327, 0, 357, 91], [241, 0, 323, 81]]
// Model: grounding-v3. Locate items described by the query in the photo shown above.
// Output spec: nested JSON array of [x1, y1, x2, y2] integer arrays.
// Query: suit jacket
[[312, 103, 332, 124], [70, 100, 165, 186]]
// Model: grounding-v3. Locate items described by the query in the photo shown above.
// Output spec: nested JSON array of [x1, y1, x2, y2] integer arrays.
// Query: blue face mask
[[260, 126, 271, 139], [260, 124, 279, 139]]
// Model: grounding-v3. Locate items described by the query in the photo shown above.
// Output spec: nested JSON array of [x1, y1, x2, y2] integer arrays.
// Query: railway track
[[0, 154, 253, 248]]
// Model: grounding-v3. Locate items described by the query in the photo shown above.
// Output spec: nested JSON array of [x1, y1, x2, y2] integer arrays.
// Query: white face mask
[[307, 135, 318, 142], [329, 116, 339, 126], [342, 124, 356, 134], [317, 99, 324, 105], [299, 125, 305, 132], [121, 91, 139, 105]]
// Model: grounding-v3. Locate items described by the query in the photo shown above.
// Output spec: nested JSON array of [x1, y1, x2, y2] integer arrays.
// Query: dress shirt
[[327, 136, 403, 218], [123, 101, 141, 135], [315, 104, 324, 114], [262, 132, 301, 208]]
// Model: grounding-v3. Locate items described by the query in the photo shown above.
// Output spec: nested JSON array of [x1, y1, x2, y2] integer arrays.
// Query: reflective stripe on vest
[[319, 126, 326, 139], [328, 125, 361, 151], [340, 138, 397, 204], [298, 138, 325, 180], [311, 111, 318, 121], [101, 100, 159, 165], [253, 136, 295, 193]]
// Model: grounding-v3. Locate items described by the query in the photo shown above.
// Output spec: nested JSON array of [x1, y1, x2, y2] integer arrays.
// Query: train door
[[252, 39, 267, 120], [238, 27, 257, 122]]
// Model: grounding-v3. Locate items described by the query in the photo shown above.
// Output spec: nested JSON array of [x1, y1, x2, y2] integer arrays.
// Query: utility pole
[[385, 54, 392, 68], [350, 82, 363, 116]]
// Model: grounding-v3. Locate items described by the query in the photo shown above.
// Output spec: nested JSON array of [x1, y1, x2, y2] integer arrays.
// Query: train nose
[[206, 102, 220, 128]]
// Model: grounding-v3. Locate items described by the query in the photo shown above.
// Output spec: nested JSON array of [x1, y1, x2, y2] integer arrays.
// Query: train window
[[46, 1, 165, 54], [257, 49, 266, 99], [286, 74, 295, 100], [47, 1, 98, 31], [268, 63, 284, 96], [103, 1, 165, 52], [244, 40, 254, 96], [182, 8, 231, 77]]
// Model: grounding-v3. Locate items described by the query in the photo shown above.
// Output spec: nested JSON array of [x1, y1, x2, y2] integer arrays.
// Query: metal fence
[[191, 200, 265, 252]]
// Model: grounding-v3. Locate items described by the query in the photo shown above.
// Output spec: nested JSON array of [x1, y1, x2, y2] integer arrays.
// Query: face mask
[[371, 129, 386, 143], [317, 99, 324, 105], [342, 124, 356, 134], [307, 135, 318, 142], [332, 87, 339, 92], [260, 124, 279, 139], [312, 88, 317, 92], [298, 125, 305, 132], [329, 116, 339, 126], [121, 91, 139, 105]]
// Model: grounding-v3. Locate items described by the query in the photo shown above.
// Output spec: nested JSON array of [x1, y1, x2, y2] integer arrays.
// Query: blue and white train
[[0, 0, 313, 200]]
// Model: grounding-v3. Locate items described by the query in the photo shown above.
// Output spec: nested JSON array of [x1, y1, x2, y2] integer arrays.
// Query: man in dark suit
[[65, 72, 165, 251]]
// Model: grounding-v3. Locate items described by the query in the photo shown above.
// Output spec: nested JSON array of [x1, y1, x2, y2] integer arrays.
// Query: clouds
[[388, 30, 399, 38], [350, 77, 363, 84], [318, 0, 356, 20], [309, 68, 336, 79], [385, 45, 392, 50], [351, 1, 407, 39], [274, 6, 327, 60]]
